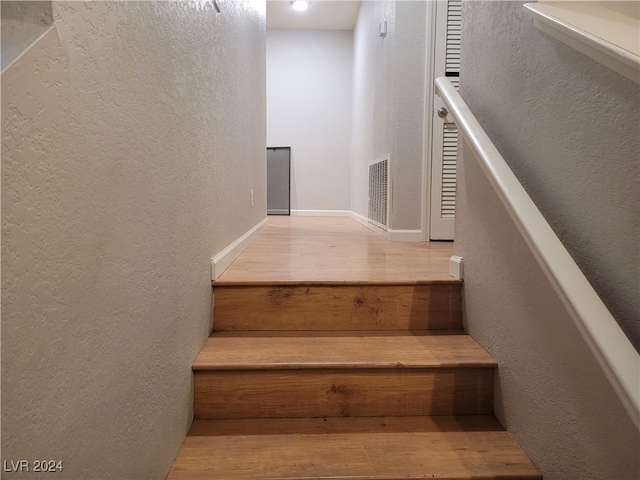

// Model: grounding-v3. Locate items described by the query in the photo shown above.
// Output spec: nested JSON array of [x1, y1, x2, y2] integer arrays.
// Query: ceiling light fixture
[[291, 0, 310, 12]]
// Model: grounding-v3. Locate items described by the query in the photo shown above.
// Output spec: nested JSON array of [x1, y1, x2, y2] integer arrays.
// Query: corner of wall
[[1, 0, 53, 70], [212, 217, 268, 281]]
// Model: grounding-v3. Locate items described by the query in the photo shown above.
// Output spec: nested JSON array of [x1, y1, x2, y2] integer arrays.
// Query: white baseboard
[[291, 209, 352, 217], [388, 229, 424, 242], [449, 255, 464, 279], [211, 217, 268, 281], [350, 212, 423, 242], [350, 211, 391, 239]]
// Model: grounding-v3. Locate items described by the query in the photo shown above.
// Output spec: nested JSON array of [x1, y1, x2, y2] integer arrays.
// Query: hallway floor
[[216, 216, 455, 284]]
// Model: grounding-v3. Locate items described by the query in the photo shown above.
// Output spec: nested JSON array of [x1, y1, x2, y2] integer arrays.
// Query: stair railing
[[435, 77, 640, 430]]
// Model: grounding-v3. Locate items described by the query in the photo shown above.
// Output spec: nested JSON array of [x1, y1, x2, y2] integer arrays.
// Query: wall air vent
[[368, 154, 390, 229]]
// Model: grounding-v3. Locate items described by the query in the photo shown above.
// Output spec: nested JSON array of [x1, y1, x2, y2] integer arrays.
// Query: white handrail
[[435, 77, 640, 430]]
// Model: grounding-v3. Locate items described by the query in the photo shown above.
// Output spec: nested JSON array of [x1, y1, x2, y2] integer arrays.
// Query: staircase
[[168, 279, 541, 479]]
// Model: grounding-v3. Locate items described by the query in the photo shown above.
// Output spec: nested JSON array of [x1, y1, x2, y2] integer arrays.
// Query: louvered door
[[430, 0, 461, 240]]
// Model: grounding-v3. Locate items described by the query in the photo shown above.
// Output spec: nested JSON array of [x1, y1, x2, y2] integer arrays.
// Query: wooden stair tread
[[193, 333, 496, 370], [168, 416, 542, 480]]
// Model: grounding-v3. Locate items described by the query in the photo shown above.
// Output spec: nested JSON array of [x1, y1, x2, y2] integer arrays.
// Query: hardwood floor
[[216, 216, 454, 284], [194, 334, 497, 370], [168, 216, 542, 479]]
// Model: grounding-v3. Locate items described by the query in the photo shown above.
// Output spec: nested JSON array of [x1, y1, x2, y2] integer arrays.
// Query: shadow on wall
[[1, 1, 52, 70]]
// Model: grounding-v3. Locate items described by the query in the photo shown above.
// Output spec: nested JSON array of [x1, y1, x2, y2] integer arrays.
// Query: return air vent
[[368, 154, 390, 229]]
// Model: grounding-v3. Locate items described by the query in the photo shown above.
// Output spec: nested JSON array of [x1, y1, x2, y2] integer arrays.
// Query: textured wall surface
[[457, 1, 639, 478], [1, 1, 266, 478], [461, 0, 639, 347], [351, 0, 426, 230], [351, 0, 395, 220], [267, 29, 352, 212], [390, 0, 427, 231]]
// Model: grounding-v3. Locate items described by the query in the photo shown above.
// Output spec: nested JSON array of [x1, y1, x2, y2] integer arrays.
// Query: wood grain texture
[[215, 216, 455, 284], [168, 416, 542, 480], [186, 414, 505, 436], [193, 334, 497, 370], [194, 368, 494, 419], [213, 284, 462, 331]]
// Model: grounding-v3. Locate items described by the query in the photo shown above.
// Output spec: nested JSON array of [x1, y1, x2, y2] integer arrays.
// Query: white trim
[[350, 212, 423, 242], [435, 77, 640, 430], [291, 210, 351, 217], [422, 0, 439, 241], [524, 3, 640, 84], [449, 255, 463, 279], [388, 230, 424, 242], [211, 218, 268, 281], [350, 211, 391, 240]]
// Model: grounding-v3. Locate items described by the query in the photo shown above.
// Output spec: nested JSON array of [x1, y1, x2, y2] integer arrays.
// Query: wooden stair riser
[[194, 367, 493, 419], [212, 284, 462, 331]]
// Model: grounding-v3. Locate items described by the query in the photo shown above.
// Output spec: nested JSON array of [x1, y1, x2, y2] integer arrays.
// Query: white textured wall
[[457, 1, 639, 478], [267, 29, 352, 212], [1, 1, 266, 478], [390, 0, 427, 230], [351, 0, 426, 230], [351, 0, 395, 219]]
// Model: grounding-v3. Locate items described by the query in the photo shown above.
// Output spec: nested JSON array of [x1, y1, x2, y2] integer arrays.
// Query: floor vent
[[368, 154, 390, 229]]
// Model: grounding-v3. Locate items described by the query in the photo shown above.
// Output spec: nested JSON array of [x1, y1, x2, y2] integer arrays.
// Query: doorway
[[267, 147, 291, 215], [429, 0, 461, 240]]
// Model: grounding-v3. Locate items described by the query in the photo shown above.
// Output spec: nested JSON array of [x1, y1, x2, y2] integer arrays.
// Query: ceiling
[[266, 0, 361, 30]]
